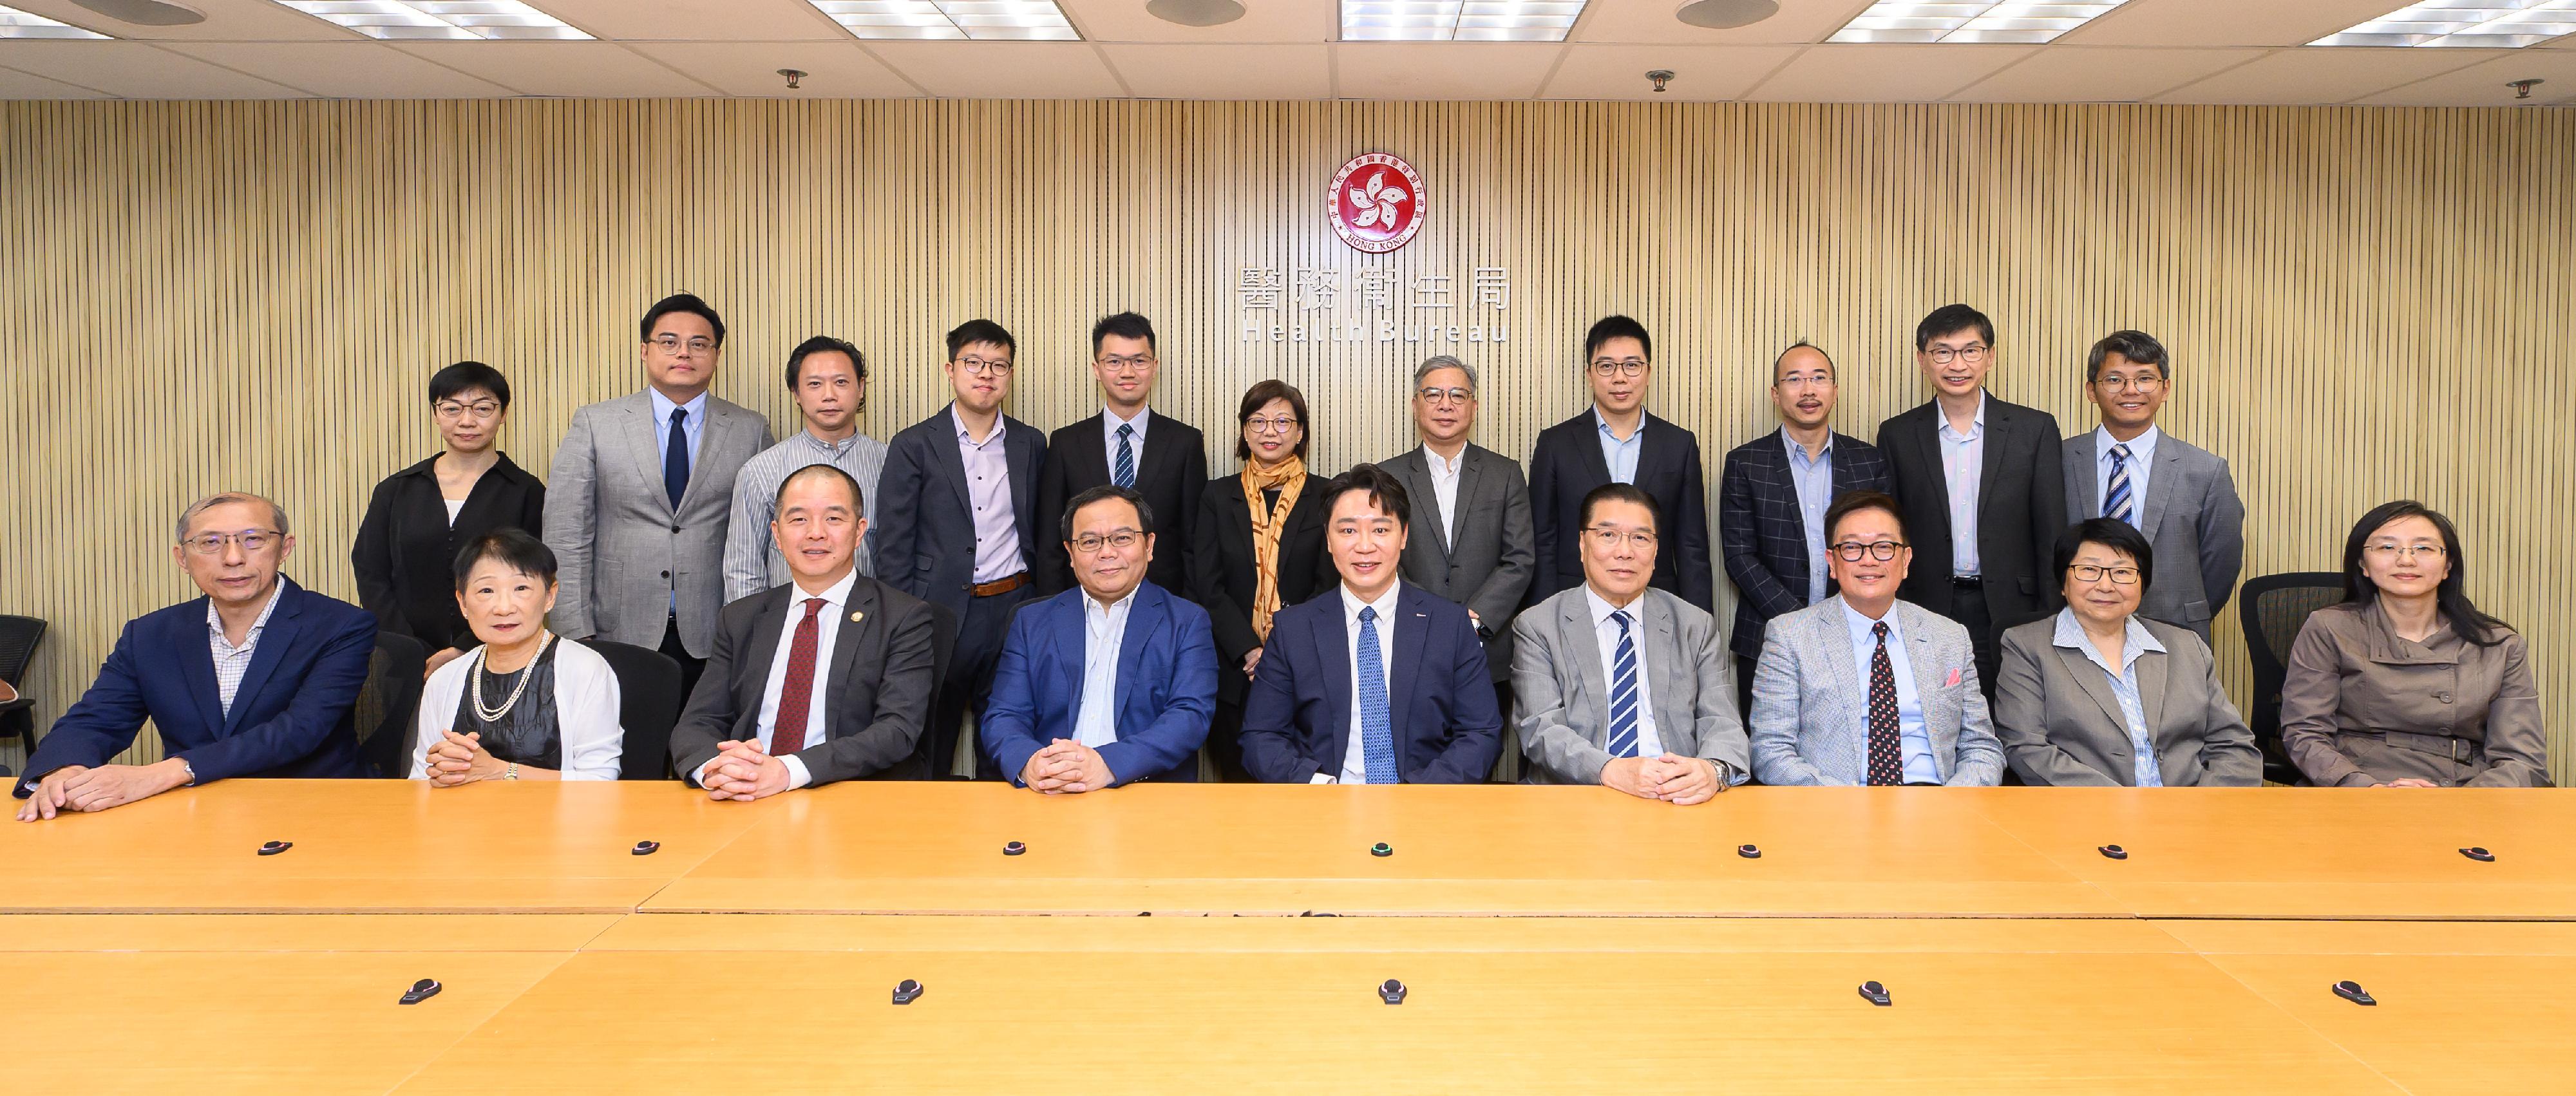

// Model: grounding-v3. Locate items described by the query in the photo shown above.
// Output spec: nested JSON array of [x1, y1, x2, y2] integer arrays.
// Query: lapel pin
[[850, 610, 864, 623]]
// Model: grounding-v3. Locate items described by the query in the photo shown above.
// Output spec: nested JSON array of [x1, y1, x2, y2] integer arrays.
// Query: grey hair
[[1412, 354, 1477, 393], [176, 492, 290, 542]]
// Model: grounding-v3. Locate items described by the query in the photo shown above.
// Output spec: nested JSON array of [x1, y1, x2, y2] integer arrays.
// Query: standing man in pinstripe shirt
[[724, 335, 889, 601]]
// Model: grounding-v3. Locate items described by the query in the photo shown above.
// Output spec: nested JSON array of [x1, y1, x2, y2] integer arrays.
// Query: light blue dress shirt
[[1842, 599, 1940, 784], [2050, 608, 2168, 787], [2092, 424, 2160, 524], [1073, 588, 1139, 751], [1595, 409, 1642, 485], [649, 388, 708, 482], [1783, 427, 1836, 606], [1935, 393, 1985, 578]]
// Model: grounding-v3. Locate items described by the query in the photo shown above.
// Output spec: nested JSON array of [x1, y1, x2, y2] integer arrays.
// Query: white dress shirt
[[206, 585, 285, 717], [1103, 406, 1151, 480], [1840, 598, 1940, 784], [2092, 424, 2161, 524], [696, 569, 858, 791], [1316, 583, 1403, 784], [1585, 585, 1663, 757], [1073, 587, 1139, 750], [1936, 392, 1987, 578], [1421, 442, 1464, 546]]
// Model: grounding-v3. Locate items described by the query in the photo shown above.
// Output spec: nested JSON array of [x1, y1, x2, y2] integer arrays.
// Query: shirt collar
[[951, 403, 1003, 448], [1937, 392, 1987, 440], [649, 387, 708, 426], [1593, 408, 1643, 444], [799, 428, 862, 457], [1780, 426, 1834, 464], [1340, 581, 1403, 624], [1084, 584, 1141, 626], [1839, 595, 1899, 641], [788, 567, 861, 608], [1584, 584, 1644, 627], [1104, 405, 1150, 431], [2050, 607, 2165, 670], [2095, 423, 2161, 463], [1421, 442, 1464, 476], [207, 581, 287, 647]]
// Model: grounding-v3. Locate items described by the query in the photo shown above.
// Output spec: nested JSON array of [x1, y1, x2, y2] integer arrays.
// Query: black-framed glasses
[[1924, 345, 1989, 365], [2069, 565, 2141, 585], [1830, 539, 1906, 562], [1588, 359, 1648, 378], [956, 355, 1014, 376]]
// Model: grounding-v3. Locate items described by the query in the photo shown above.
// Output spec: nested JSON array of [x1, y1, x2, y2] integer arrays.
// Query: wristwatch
[[176, 757, 196, 786], [504, 762, 520, 781]]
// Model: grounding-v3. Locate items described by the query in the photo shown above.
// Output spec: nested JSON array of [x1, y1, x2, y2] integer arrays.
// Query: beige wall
[[1, 99, 2567, 780]]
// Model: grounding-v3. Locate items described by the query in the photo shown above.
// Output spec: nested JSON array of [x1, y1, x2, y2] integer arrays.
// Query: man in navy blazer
[[1239, 464, 1503, 784], [18, 493, 372, 819], [983, 486, 1216, 789]]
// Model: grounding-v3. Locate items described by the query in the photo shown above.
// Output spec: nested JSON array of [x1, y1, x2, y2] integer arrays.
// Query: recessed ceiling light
[[276, 1, 591, 40], [0, 4, 111, 37], [1674, 0, 1778, 30], [1828, 1, 2134, 44], [2310, 1, 2576, 48], [810, 1, 1082, 41], [1146, 0, 1245, 27], [70, 0, 204, 26], [1341, 1, 1591, 43]]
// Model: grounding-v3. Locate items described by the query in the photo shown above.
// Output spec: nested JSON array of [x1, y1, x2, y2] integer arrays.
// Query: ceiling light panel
[[278, 1, 592, 40], [1828, 1, 2132, 44], [2309, 1, 2576, 48], [810, 1, 1081, 41], [1341, 1, 1590, 43], [0, 5, 109, 37]]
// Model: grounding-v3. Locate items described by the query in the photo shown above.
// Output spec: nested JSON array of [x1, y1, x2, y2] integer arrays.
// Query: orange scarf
[[1240, 455, 1307, 641]]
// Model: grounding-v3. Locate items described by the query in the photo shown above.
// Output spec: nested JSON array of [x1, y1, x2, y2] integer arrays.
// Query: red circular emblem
[[1328, 153, 1425, 253]]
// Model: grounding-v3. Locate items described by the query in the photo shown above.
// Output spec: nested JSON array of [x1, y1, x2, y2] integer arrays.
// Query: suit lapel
[[1397, 449, 1455, 562], [1642, 595, 1688, 753], [1444, 448, 1481, 560], [822, 580, 877, 735], [1571, 413, 1615, 487], [2064, 431, 2098, 519], [1900, 606, 1951, 782], [1114, 587, 1163, 722], [677, 401, 731, 513], [738, 587, 790, 713], [1049, 593, 1086, 721], [223, 584, 304, 733], [1560, 594, 1609, 728], [2136, 643, 2170, 741], [623, 395, 674, 518], [178, 599, 225, 734], [1387, 587, 1431, 757], [2141, 444, 2183, 539], [931, 407, 974, 512], [1133, 416, 1174, 491], [1007, 420, 1042, 549], [1907, 409, 1951, 544], [1975, 400, 2009, 521], [1820, 605, 1865, 764], [2055, 643, 2126, 733], [1318, 604, 1353, 772]]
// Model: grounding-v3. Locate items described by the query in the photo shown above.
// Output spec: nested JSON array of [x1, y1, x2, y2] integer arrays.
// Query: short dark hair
[[1914, 303, 1993, 352], [2085, 330, 2169, 384], [640, 293, 726, 346], [786, 335, 866, 391], [451, 528, 557, 592], [1771, 341, 1832, 384], [428, 361, 511, 408], [774, 462, 865, 516], [2054, 518, 2155, 598], [1234, 379, 1310, 462], [945, 319, 1016, 361], [1584, 315, 1652, 363], [1824, 489, 1908, 544], [1091, 312, 1157, 357], [1578, 482, 1659, 533], [2340, 500, 2510, 647], [1320, 462, 1410, 531], [1060, 484, 1155, 542]]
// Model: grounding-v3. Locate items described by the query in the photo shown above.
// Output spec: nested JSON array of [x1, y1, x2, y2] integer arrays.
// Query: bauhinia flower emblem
[[1347, 169, 1410, 229], [1328, 152, 1425, 253]]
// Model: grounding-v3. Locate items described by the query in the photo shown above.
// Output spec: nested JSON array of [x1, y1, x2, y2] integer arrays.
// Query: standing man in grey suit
[[874, 319, 1047, 779], [2060, 330, 2244, 641], [545, 293, 773, 703], [1379, 355, 1533, 775], [1514, 484, 1747, 800], [1750, 490, 2003, 787]]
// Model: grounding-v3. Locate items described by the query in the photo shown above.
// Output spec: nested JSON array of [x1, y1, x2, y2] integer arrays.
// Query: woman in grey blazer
[[1994, 519, 2260, 787]]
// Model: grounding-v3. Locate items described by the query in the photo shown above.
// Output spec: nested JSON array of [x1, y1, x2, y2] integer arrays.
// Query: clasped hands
[[1600, 754, 1724, 805], [699, 740, 792, 801], [1019, 739, 1114, 794]]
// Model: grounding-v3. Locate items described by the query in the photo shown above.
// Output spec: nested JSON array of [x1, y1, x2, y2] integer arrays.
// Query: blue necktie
[[1356, 605, 1396, 784], [1606, 609, 1640, 759], [1113, 422, 1135, 489], [2105, 443, 2134, 526], [664, 406, 692, 510]]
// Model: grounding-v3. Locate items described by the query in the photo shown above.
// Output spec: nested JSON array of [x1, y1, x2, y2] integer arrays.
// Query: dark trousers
[[659, 615, 706, 710], [1735, 655, 1759, 721], [931, 583, 1034, 780], [1947, 580, 2001, 703], [1206, 699, 1254, 783]]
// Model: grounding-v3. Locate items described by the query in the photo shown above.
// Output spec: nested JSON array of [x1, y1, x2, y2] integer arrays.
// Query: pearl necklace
[[471, 632, 553, 725]]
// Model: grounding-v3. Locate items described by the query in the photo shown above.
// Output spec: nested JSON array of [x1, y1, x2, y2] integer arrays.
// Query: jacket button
[[671, 524, 682, 533], [661, 571, 671, 579], [2436, 692, 2453, 704]]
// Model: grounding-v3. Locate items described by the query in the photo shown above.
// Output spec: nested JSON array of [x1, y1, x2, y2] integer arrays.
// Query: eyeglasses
[[649, 335, 716, 357], [956, 356, 1014, 377], [433, 400, 501, 420], [2365, 542, 2447, 561], [2069, 565, 2141, 585], [1096, 355, 1154, 374], [1417, 387, 1473, 405], [1588, 359, 1648, 379], [1245, 417, 1301, 435], [1585, 527, 1656, 551], [1923, 344, 1989, 366], [1830, 540, 1908, 562], [2094, 375, 2164, 393], [1070, 529, 1144, 554], [1776, 373, 1835, 390], [184, 529, 280, 556]]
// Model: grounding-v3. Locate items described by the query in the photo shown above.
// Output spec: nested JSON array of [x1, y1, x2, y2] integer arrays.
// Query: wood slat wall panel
[[1, 99, 2566, 781]]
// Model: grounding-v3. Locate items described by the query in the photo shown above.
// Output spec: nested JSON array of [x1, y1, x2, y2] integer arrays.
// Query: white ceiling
[[2, 0, 2570, 106]]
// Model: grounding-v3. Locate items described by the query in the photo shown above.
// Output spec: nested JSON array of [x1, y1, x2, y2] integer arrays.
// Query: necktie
[[1113, 422, 1136, 489], [1866, 621, 1902, 786], [770, 597, 825, 756], [2105, 443, 2134, 525], [664, 406, 692, 510], [1356, 605, 1396, 784], [1605, 610, 1640, 759]]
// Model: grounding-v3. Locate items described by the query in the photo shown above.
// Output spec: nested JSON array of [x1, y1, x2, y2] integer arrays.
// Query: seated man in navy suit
[[1238, 464, 1503, 784], [983, 485, 1217, 790], [17, 493, 374, 820]]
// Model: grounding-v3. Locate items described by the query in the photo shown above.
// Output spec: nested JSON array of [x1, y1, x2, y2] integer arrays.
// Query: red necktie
[[770, 598, 825, 756], [1866, 621, 1902, 786]]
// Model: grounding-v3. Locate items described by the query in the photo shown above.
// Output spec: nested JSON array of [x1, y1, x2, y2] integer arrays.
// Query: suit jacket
[[668, 575, 939, 784], [1526, 410, 1714, 612], [2061, 430, 2246, 639], [1511, 586, 1750, 785], [1993, 614, 2261, 787], [1379, 443, 1535, 683], [1748, 598, 2004, 786], [543, 390, 772, 657], [1188, 473, 1340, 705], [874, 404, 1048, 623], [1238, 583, 1504, 784], [16, 578, 371, 791], [1875, 395, 2067, 621], [1717, 430, 1894, 661], [1033, 411, 1208, 597], [352, 451, 546, 653], [980, 582, 1217, 786]]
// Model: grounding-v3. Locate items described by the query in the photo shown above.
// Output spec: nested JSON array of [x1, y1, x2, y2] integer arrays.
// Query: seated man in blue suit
[[1239, 464, 1504, 784], [17, 493, 374, 820], [983, 485, 1217, 790]]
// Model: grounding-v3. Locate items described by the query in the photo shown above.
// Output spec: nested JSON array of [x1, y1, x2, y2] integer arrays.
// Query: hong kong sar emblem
[[1328, 153, 1425, 254]]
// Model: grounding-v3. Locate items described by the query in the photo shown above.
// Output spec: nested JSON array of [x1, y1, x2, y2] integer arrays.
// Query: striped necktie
[[1606, 610, 1640, 759], [1113, 422, 1136, 489], [2105, 443, 2134, 526]]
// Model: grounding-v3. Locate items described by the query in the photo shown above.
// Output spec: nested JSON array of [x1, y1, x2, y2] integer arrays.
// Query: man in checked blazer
[[2058, 330, 2245, 642], [1751, 490, 2003, 787], [1719, 341, 1893, 715]]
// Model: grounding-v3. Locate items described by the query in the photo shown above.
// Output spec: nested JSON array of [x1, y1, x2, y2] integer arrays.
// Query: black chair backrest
[[2237, 571, 2348, 784], [354, 630, 429, 779], [587, 640, 682, 780], [0, 614, 46, 686]]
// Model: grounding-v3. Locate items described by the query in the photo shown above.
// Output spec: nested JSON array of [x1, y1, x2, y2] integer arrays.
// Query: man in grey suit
[[1751, 489, 2003, 787], [1379, 355, 1533, 776], [2060, 330, 2245, 641], [1514, 484, 1747, 800], [544, 293, 773, 702]]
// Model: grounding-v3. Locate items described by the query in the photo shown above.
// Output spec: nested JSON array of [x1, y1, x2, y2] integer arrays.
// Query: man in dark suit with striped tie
[[1032, 312, 1207, 599]]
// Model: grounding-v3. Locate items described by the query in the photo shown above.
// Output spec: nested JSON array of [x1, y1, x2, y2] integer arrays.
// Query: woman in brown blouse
[[1191, 380, 1337, 780], [2280, 500, 2547, 787]]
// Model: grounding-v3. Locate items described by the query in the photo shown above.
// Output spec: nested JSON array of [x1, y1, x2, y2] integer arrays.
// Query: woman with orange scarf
[[1190, 380, 1338, 781]]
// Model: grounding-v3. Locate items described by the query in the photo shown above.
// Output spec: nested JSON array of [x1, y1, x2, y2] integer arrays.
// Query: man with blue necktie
[[1237, 464, 1503, 784], [1032, 312, 1207, 600]]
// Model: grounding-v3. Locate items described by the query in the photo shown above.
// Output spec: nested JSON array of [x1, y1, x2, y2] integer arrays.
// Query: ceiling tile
[[1539, 43, 1801, 100], [392, 41, 721, 97], [1949, 46, 2259, 103], [2354, 48, 2576, 107], [1745, 43, 2033, 102], [0, 40, 312, 95], [1058, 0, 1334, 44], [866, 40, 1123, 97], [2150, 46, 2487, 104], [534, 0, 848, 42], [2061, 0, 2421, 48], [1335, 42, 1561, 99], [8, 0, 359, 41], [0, 61, 111, 96], [1100, 43, 1329, 99], [1573, 0, 1873, 45], [628, 40, 920, 96], [164, 41, 518, 97]]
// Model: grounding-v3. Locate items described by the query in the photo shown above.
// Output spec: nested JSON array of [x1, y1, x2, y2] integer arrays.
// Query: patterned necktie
[[1605, 610, 1640, 759], [664, 406, 692, 509], [1356, 605, 1396, 784], [1866, 621, 1902, 786], [2105, 443, 2134, 525], [1113, 422, 1136, 489], [770, 597, 825, 756]]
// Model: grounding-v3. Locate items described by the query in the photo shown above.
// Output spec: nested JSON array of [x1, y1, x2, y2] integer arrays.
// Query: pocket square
[[1944, 668, 1963, 688]]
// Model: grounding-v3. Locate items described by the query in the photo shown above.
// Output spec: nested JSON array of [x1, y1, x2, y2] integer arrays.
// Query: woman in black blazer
[[1191, 380, 1338, 780], [352, 361, 546, 679]]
